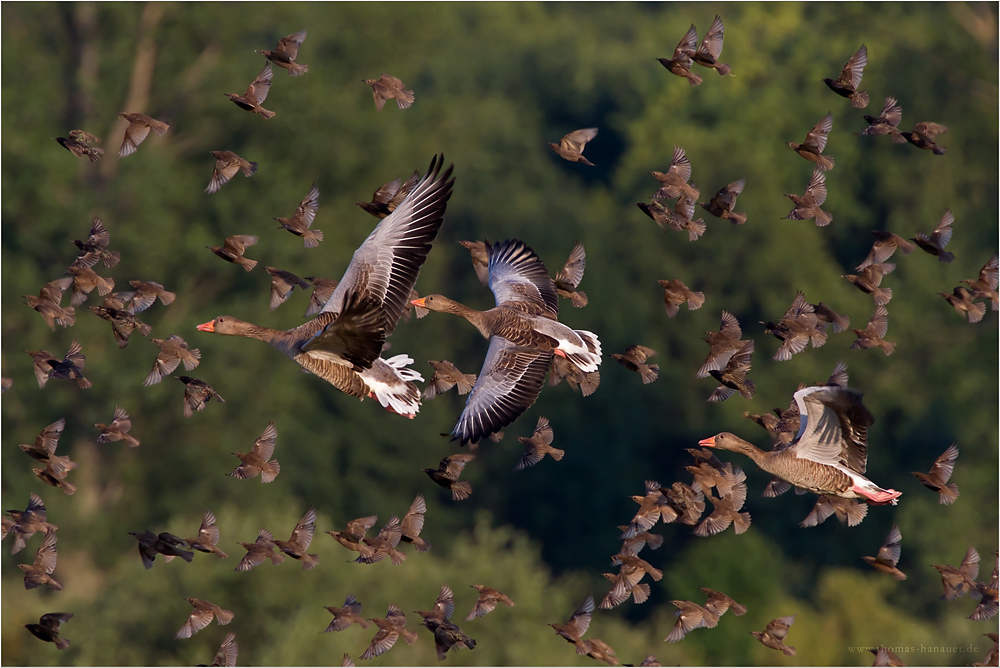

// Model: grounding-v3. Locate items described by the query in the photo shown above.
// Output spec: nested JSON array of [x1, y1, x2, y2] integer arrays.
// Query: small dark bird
[[18, 419, 75, 476], [637, 198, 707, 241], [32, 465, 76, 496], [458, 240, 491, 285], [784, 168, 831, 226], [701, 588, 747, 618], [599, 554, 662, 609], [799, 495, 868, 528], [697, 311, 745, 378], [25, 277, 75, 330], [465, 585, 515, 621], [303, 276, 339, 317], [860, 96, 905, 143], [901, 121, 948, 154], [761, 291, 827, 361], [578, 638, 618, 666], [325, 594, 371, 632], [693, 468, 751, 536], [933, 545, 980, 601], [94, 406, 140, 447], [823, 44, 869, 108], [856, 230, 915, 270], [55, 132, 103, 162], [24, 612, 72, 650], [177, 376, 226, 417], [625, 480, 669, 538], [548, 594, 595, 647], [65, 265, 115, 307], [664, 600, 718, 642], [657, 24, 701, 85], [699, 179, 747, 225], [812, 302, 850, 334], [657, 279, 705, 317], [961, 254, 999, 311], [89, 305, 152, 348], [274, 507, 319, 570], [912, 209, 955, 262], [117, 112, 170, 157], [554, 241, 589, 307], [424, 454, 475, 501], [206, 632, 238, 667], [940, 286, 986, 323], [850, 305, 895, 356], [5, 492, 57, 555], [862, 525, 907, 580], [617, 526, 664, 557], [548, 356, 601, 397], [205, 151, 258, 194], [225, 62, 275, 118], [751, 615, 796, 655], [612, 345, 659, 384], [357, 172, 420, 219], [257, 30, 308, 76], [548, 128, 598, 165], [970, 553, 998, 621], [650, 146, 700, 201], [357, 515, 406, 565], [46, 340, 91, 388], [870, 646, 907, 667], [693, 15, 732, 76], [422, 360, 477, 400], [416, 585, 477, 661], [208, 234, 259, 271], [176, 598, 234, 639], [19, 530, 62, 590], [364, 74, 415, 111], [515, 416, 564, 470], [708, 339, 755, 402], [128, 530, 193, 569], [144, 335, 201, 386], [71, 217, 120, 268], [125, 280, 176, 314], [236, 528, 285, 571], [231, 421, 280, 483], [275, 183, 323, 247], [400, 494, 431, 552], [169, 511, 228, 560], [265, 267, 311, 311], [327, 515, 378, 559], [843, 263, 895, 306], [912, 444, 959, 504], [788, 112, 835, 171]]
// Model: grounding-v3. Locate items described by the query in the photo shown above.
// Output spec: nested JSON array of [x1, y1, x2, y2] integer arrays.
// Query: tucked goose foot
[[553, 349, 568, 359], [853, 485, 901, 506]]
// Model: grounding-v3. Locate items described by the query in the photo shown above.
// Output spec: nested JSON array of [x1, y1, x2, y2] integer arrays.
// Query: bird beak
[[410, 297, 427, 308], [196, 320, 216, 332], [698, 436, 717, 448]]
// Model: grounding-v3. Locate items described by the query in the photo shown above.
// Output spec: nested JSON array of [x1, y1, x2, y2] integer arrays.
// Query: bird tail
[[640, 364, 660, 384], [939, 483, 960, 505], [242, 161, 259, 177], [302, 228, 324, 248], [817, 154, 835, 171], [216, 608, 235, 625], [890, 128, 907, 144], [873, 287, 892, 306], [814, 207, 833, 227], [810, 329, 828, 349], [362, 355, 424, 418], [258, 107, 277, 120], [261, 460, 280, 483], [397, 90, 415, 109], [76, 375, 93, 389], [388, 548, 406, 566], [103, 250, 122, 267], [178, 548, 195, 563], [932, 145, 947, 155], [57, 307, 77, 328], [237, 257, 258, 272], [569, 290, 589, 308], [967, 301, 986, 324], [59, 480, 77, 496], [734, 511, 752, 534], [782, 644, 797, 656], [687, 70, 703, 85], [270, 551, 286, 565], [728, 211, 747, 226], [157, 289, 177, 305], [851, 90, 870, 109], [631, 583, 651, 604], [412, 536, 432, 552], [88, 148, 104, 163], [301, 553, 320, 570], [739, 380, 756, 400], [938, 250, 955, 263], [686, 218, 707, 241], [451, 481, 472, 501], [288, 62, 309, 77], [578, 156, 596, 167], [55, 638, 71, 650], [123, 433, 140, 448], [549, 447, 565, 461], [880, 340, 896, 356], [715, 62, 732, 76]]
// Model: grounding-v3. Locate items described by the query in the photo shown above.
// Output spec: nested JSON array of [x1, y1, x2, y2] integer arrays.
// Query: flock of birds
[[8, 16, 1000, 668]]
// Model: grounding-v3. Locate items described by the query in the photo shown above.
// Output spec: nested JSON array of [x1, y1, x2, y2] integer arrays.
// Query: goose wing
[[487, 240, 559, 315], [790, 385, 873, 473]]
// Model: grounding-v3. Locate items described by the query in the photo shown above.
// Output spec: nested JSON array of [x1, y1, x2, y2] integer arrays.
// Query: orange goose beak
[[196, 320, 216, 332], [410, 297, 427, 308], [698, 436, 717, 448]]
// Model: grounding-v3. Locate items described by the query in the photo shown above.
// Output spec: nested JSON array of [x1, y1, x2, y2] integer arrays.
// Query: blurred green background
[[2, 2, 997, 666]]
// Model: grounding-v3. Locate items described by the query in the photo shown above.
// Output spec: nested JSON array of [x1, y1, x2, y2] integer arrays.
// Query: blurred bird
[[850, 305, 895, 356], [823, 44, 869, 108], [24, 612, 72, 650], [55, 132, 103, 162], [177, 376, 226, 417], [548, 356, 601, 397], [357, 172, 420, 219], [973, 633, 998, 666], [548, 128, 598, 165], [265, 267, 311, 312], [578, 638, 618, 666], [5, 493, 57, 555], [46, 340, 91, 388], [341, 654, 355, 667], [257, 30, 308, 76], [168, 511, 228, 560], [708, 339, 755, 402], [961, 254, 999, 311], [417, 585, 477, 660], [799, 495, 868, 528], [599, 554, 662, 609], [901, 122, 948, 154], [658, 279, 705, 317], [325, 594, 371, 632], [612, 345, 659, 384], [657, 25, 702, 85], [617, 526, 664, 557], [400, 494, 431, 552], [24, 277, 76, 330], [515, 416, 564, 471], [231, 421, 280, 483], [90, 305, 152, 348], [328, 515, 378, 559], [933, 546, 980, 600], [637, 197, 707, 241], [422, 360, 477, 400], [274, 507, 319, 569], [205, 632, 238, 667], [862, 525, 907, 580], [94, 406, 140, 447], [940, 286, 985, 323], [364, 74, 415, 111], [128, 530, 193, 569], [696, 311, 745, 378], [71, 217, 120, 268], [361, 605, 418, 659], [236, 528, 285, 571], [843, 263, 895, 306], [751, 616, 796, 655], [117, 112, 169, 157], [856, 230, 915, 270], [548, 594, 595, 648], [664, 600, 718, 642], [762, 292, 827, 361], [784, 168, 831, 226], [144, 335, 201, 386], [18, 419, 75, 475], [458, 240, 491, 285], [554, 241, 589, 307], [788, 112, 835, 171], [701, 589, 747, 618], [970, 553, 998, 621], [125, 280, 176, 314], [693, 468, 751, 536], [624, 480, 670, 538], [208, 234, 259, 271], [275, 183, 323, 248], [302, 276, 339, 317], [663, 481, 706, 526], [19, 530, 62, 590], [860, 96, 905, 143], [465, 585, 515, 621], [65, 265, 115, 307], [912, 209, 955, 262], [650, 146, 700, 201], [812, 303, 850, 334], [700, 179, 747, 225], [32, 465, 76, 496], [870, 646, 907, 667], [356, 515, 406, 565], [424, 454, 475, 501], [176, 598, 234, 639], [205, 151, 258, 194], [225, 62, 275, 118], [693, 15, 732, 76]]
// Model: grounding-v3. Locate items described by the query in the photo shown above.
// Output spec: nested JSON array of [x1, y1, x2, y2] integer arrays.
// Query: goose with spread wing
[[197, 155, 454, 418], [411, 239, 601, 444], [698, 384, 901, 505]]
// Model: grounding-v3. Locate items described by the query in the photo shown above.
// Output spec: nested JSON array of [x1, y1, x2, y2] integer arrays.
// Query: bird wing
[[839, 44, 867, 89], [566, 594, 595, 637], [667, 145, 693, 183], [36, 418, 66, 455], [275, 30, 306, 59], [696, 15, 725, 60], [673, 24, 698, 58], [450, 337, 552, 445], [803, 112, 833, 152], [791, 386, 872, 473], [401, 495, 426, 535], [560, 128, 598, 154], [361, 629, 398, 659], [177, 607, 215, 639], [928, 444, 959, 484], [119, 122, 151, 158], [293, 184, 320, 228], [554, 241, 586, 289], [244, 62, 273, 105], [877, 525, 902, 566], [881, 96, 903, 127], [931, 209, 954, 248], [208, 160, 241, 193], [251, 421, 278, 460], [290, 507, 317, 550], [213, 633, 238, 667], [804, 169, 827, 206], [487, 239, 559, 315]]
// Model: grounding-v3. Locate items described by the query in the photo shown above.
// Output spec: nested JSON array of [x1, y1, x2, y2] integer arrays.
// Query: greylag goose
[[411, 239, 602, 444], [197, 155, 454, 418], [699, 384, 902, 505]]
